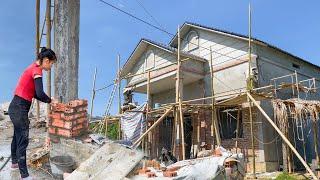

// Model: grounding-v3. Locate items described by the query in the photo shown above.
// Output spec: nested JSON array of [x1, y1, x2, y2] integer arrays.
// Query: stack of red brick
[[48, 99, 88, 138]]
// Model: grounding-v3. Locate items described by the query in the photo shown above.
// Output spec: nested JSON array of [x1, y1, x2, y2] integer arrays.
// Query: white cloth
[[120, 103, 146, 143]]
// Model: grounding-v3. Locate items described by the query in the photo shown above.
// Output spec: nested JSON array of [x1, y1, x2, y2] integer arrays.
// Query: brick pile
[[48, 99, 88, 138]]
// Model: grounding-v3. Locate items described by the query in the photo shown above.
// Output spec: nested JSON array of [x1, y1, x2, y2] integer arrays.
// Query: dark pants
[[8, 95, 31, 178]]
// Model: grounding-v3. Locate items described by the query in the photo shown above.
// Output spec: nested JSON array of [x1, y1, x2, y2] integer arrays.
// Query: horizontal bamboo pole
[[247, 92, 318, 180]]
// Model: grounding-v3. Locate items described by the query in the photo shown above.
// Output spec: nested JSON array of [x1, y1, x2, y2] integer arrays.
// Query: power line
[[97, 0, 250, 63], [134, 0, 164, 29], [97, 0, 173, 36]]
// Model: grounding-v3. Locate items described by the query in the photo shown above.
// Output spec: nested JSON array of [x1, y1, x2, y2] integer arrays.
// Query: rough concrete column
[[54, 0, 80, 103]]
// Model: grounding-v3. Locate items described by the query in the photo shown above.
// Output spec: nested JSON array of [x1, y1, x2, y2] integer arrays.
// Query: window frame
[[186, 30, 199, 52]]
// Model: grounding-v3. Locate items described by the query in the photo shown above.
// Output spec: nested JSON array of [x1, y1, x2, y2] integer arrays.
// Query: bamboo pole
[[248, 95, 256, 178], [146, 70, 151, 156], [172, 107, 177, 156], [46, 0, 52, 117], [247, 3, 253, 91], [118, 55, 121, 114], [36, 0, 40, 123], [247, 92, 318, 180], [248, 5, 256, 178], [132, 107, 173, 148], [89, 67, 97, 122], [117, 55, 122, 139], [312, 121, 319, 168], [210, 47, 221, 146], [177, 25, 186, 160], [235, 106, 241, 153]]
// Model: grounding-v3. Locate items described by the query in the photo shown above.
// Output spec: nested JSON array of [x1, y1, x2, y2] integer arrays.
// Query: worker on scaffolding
[[8, 47, 56, 180]]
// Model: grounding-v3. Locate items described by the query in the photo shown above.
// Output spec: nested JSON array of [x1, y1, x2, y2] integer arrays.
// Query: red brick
[[52, 119, 65, 128], [146, 172, 156, 178], [163, 171, 177, 177], [64, 121, 73, 129], [64, 107, 75, 114], [52, 103, 69, 112], [49, 112, 61, 119], [138, 168, 150, 175], [72, 123, 83, 131], [77, 117, 87, 124], [48, 127, 56, 134], [57, 128, 72, 137], [61, 114, 76, 121], [68, 99, 88, 108]]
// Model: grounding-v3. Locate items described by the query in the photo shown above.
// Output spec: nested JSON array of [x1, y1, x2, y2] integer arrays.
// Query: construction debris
[[131, 146, 244, 179]]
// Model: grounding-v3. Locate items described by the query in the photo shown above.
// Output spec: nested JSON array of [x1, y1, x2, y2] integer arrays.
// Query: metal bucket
[[50, 155, 75, 179]]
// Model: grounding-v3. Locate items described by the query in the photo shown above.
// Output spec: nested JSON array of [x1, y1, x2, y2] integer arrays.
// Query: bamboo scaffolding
[[210, 47, 221, 146], [117, 55, 122, 139], [247, 93, 318, 180], [132, 107, 173, 148], [177, 26, 186, 160], [46, 0, 52, 117], [89, 68, 97, 122], [235, 106, 241, 153], [146, 70, 151, 155]]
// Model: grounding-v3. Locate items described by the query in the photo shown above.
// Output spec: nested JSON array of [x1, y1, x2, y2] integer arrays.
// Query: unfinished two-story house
[[120, 22, 320, 172]]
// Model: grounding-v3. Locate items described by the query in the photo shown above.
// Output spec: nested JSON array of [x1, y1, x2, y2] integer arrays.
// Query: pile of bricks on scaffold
[[48, 99, 88, 139]]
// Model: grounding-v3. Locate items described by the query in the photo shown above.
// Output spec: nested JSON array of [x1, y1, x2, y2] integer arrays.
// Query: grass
[[275, 173, 297, 180], [89, 122, 120, 140]]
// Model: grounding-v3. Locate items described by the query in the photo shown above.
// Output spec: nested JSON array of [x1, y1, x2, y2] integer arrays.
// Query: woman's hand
[[50, 97, 58, 105]]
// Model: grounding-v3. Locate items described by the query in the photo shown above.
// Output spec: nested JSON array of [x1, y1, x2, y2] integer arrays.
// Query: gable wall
[[127, 45, 177, 85]]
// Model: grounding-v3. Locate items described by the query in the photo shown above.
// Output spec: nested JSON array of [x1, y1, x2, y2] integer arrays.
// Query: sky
[[0, 0, 319, 116]]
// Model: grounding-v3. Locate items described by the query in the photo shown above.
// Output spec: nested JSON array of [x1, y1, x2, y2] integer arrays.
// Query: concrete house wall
[[255, 44, 320, 169], [181, 28, 250, 99]]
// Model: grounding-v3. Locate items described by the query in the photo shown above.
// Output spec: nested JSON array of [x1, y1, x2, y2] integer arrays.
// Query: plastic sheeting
[[120, 103, 146, 143], [168, 147, 245, 180]]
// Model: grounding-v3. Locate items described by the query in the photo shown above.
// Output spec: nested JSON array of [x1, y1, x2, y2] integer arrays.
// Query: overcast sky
[[0, 0, 319, 115]]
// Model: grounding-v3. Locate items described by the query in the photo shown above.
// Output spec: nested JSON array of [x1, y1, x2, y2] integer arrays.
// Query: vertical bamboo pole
[[235, 106, 241, 153], [105, 118, 108, 137], [248, 4, 256, 178], [312, 121, 319, 168], [46, 0, 52, 117], [89, 68, 97, 122], [209, 47, 221, 147], [248, 95, 256, 178], [247, 4, 253, 91], [117, 55, 122, 139], [175, 28, 180, 159], [146, 70, 151, 156], [36, 0, 40, 123], [118, 55, 121, 114], [177, 25, 186, 160]]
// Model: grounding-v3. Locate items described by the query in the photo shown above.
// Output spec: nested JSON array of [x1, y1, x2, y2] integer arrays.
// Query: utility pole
[[54, 0, 80, 102]]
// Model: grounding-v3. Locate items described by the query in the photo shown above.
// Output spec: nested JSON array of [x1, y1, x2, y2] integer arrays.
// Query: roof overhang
[[121, 38, 206, 78]]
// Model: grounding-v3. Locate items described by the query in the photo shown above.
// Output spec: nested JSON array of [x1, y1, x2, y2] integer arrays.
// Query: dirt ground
[[0, 106, 54, 180]]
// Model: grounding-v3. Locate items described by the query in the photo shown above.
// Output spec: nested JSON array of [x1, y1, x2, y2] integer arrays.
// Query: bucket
[[50, 155, 75, 179]]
